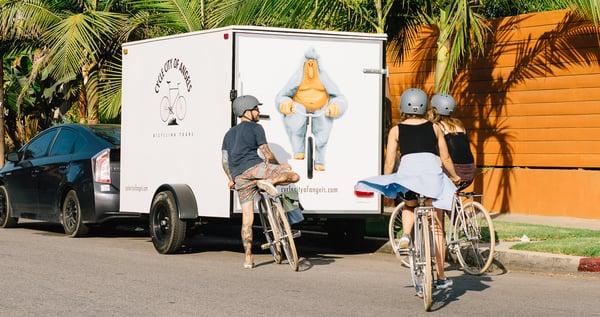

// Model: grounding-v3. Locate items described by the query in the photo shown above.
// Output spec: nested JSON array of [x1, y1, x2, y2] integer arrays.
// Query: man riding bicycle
[[221, 95, 300, 269]]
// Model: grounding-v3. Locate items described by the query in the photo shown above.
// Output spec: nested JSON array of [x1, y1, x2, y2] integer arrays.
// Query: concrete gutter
[[375, 240, 600, 273]]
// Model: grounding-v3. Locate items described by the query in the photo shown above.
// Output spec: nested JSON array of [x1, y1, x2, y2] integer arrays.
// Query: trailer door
[[234, 30, 384, 214]]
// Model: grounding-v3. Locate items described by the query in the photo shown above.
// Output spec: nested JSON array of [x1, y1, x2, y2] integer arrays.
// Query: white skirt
[[356, 153, 456, 210]]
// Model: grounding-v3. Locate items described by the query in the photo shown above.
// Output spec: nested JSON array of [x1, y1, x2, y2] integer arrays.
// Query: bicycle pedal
[[292, 230, 301, 239], [260, 242, 271, 250]]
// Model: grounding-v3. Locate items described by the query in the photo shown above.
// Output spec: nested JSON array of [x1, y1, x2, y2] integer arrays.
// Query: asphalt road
[[1, 220, 599, 317]]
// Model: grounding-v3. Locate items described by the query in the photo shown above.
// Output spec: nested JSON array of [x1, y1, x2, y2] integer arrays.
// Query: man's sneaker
[[257, 180, 279, 196], [398, 234, 410, 249], [435, 278, 453, 290]]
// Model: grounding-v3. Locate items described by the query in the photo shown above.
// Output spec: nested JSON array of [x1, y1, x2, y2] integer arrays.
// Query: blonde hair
[[398, 112, 425, 122], [427, 107, 464, 132]]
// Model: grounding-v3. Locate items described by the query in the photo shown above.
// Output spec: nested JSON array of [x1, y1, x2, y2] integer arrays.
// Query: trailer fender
[[154, 184, 198, 220]]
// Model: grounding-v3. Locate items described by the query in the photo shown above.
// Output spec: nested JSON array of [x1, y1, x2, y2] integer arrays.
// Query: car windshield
[[89, 125, 120, 146]]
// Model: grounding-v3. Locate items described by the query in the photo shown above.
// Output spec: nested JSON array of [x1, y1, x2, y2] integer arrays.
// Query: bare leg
[[433, 209, 446, 279], [270, 171, 300, 186], [402, 200, 417, 237], [241, 201, 254, 266]]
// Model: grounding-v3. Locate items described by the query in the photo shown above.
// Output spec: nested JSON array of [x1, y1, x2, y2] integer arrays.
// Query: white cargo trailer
[[121, 26, 387, 253]]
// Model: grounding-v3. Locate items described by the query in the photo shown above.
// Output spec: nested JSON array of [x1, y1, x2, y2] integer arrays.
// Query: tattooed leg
[[241, 201, 254, 264]]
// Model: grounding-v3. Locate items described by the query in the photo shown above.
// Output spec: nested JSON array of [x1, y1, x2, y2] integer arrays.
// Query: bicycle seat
[[458, 191, 482, 198], [395, 190, 419, 202]]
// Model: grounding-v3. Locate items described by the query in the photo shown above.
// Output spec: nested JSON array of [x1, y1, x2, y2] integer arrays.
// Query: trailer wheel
[[150, 191, 186, 254]]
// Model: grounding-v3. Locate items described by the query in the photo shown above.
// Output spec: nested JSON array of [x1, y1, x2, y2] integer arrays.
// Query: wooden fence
[[387, 9, 600, 219]]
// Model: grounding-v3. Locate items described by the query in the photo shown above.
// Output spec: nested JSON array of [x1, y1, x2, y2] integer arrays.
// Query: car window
[[49, 128, 79, 156], [89, 126, 120, 146], [23, 129, 58, 159]]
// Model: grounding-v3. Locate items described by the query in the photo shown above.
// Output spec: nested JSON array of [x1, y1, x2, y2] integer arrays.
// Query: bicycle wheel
[[421, 212, 433, 311], [307, 136, 314, 179], [453, 201, 495, 275], [257, 194, 282, 264], [175, 96, 186, 121], [160, 96, 170, 122], [273, 198, 299, 271], [388, 202, 410, 267]]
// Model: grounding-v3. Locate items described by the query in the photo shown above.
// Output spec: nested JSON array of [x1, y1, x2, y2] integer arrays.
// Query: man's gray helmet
[[431, 93, 456, 116], [400, 88, 428, 115], [232, 95, 262, 117]]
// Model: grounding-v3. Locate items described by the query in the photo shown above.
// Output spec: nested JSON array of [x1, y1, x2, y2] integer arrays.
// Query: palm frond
[[98, 58, 121, 120], [127, 0, 203, 32], [570, 0, 600, 26], [45, 10, 127, 79]]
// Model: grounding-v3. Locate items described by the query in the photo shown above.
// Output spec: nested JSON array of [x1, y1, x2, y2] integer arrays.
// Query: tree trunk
[[79, 64, 89, 124], [434, 38, 451, 93], [0, 55, 5, 168]]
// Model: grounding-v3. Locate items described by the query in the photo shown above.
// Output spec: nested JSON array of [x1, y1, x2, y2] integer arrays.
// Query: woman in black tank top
[[357, 88, 461, 288], [383, 92, 461, 288], [428, 94, 477, 190]]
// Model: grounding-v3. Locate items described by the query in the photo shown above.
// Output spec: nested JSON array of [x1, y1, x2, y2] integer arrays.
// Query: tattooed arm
[[222, 150, 235, 188], [259, 144, 279, 165]]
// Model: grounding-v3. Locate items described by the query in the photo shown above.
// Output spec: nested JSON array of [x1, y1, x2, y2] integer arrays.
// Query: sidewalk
[[376, 212, 600, 273], [492, 213, 600, 231]]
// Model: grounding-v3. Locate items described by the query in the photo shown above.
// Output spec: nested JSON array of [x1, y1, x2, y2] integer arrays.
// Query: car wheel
[[0, 186, 18, 228], [150, 191, 186, 254], [61, 190, 89, 237]]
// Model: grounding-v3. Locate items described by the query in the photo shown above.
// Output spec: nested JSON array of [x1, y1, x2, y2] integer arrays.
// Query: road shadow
[[16, 219, 151, 238], [430, 274, 494, 311], [172, 222, 383, 270]]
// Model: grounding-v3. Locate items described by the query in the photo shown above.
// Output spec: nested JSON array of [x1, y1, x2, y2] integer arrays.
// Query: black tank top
[[444, 132, 474, 164], [398, 121, 439, 156]]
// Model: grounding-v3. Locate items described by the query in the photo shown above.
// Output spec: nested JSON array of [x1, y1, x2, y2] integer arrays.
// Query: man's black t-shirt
[[222, 121, 267, 178]]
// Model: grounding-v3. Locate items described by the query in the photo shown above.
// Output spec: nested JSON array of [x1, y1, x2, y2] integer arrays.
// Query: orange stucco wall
[[387, 9, 600, 219]]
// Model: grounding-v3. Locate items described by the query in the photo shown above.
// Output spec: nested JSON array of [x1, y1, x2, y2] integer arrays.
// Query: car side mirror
[[5, 152, 20, 163]]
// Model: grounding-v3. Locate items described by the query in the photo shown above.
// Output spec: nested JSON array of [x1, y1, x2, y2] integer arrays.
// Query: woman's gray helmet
[[400, 88, 428, 115], [431, 93, 456, 116], [232, 95, 262, 117]]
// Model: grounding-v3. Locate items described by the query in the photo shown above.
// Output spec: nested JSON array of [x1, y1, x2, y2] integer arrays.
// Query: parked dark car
[[0, 124, 137, 236]]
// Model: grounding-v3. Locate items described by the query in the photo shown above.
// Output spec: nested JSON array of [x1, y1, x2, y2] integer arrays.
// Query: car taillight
[[92, 149, 111, 184], [354, 190, 374, 198]]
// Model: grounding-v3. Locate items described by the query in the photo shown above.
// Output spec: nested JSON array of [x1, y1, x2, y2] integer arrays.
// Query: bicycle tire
[[388, 202, 411, 267], [273, 198, 299, 271], [258, 194, 282, 264], [175, 96, 186, 121], [307, 136, 314, 179], [422, 212, 433, 311], [454, 201, 495, 275], [159, 96, 170, 122]]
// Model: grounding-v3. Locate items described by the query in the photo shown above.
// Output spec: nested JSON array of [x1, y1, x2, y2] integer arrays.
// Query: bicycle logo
[[160, 81, 187, 125]]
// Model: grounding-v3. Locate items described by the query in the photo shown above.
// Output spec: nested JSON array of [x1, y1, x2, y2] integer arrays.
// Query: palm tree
[[0, 0, 57, 167], [409, 0, 489, 94]]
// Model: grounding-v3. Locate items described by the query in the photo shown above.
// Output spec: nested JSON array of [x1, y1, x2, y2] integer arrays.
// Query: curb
[[374, 240, 600, 273]]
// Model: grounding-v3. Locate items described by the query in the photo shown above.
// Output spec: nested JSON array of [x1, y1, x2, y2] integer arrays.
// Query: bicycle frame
[[294, 107, 327, 179], [446, 192, 484, 247]]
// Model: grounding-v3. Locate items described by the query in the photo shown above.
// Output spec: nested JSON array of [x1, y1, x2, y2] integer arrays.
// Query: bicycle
[[396, 194, 437, 311], [294, 107, 327, 180], [255, 188, 301, 271], [160, 81, 187, 123], [389, 184, 495, 275], [446, 186, 495, 275]]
